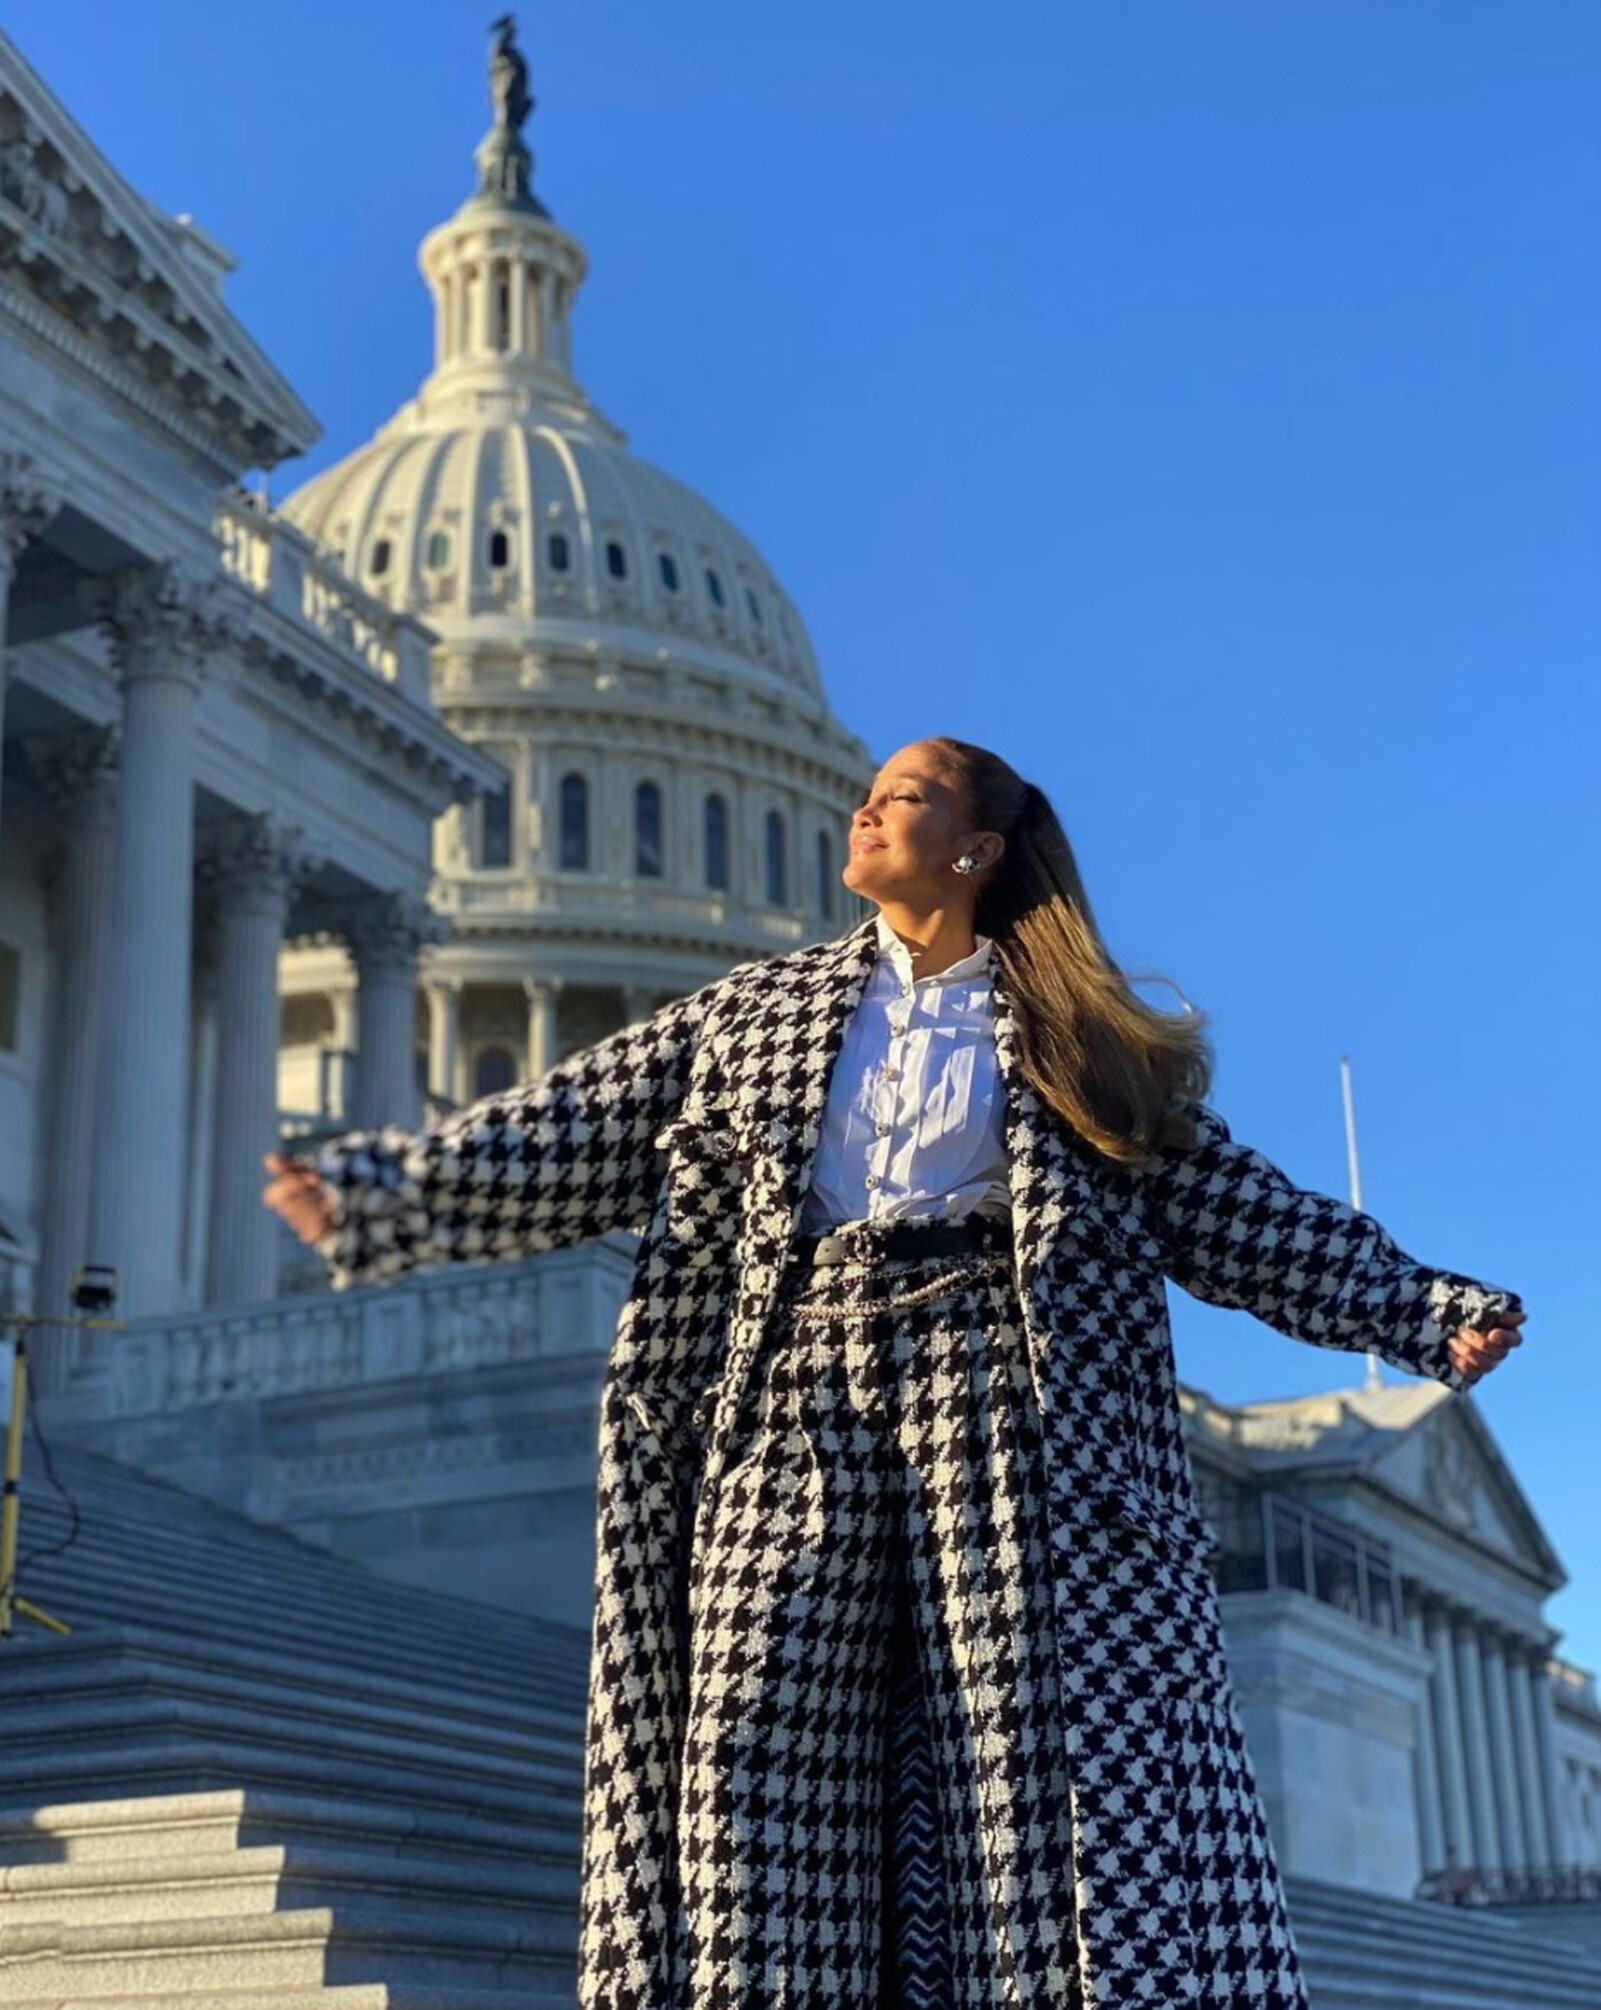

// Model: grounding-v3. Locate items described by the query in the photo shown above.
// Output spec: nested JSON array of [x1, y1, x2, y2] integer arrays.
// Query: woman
[[265, 734, 1526, 2010]]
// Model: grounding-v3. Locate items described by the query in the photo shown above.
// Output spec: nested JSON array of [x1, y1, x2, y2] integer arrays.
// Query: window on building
[[705, 567, 725, 608], [370, 538, 392, 577], [816, 829, 834, 917], [548, 531, 570, 572], [474, 1044, 518, 1098], [704, 793, 728, 891], [605, 540, 628, 581], [636, 780, 663, 877], [765, 809, 787, 905], [480, 781, 513, 868], [745, 585, 763, 626], [559, 771, 589, 868], [489, 529, 511, 570], [658, 552, 680, 592], [426, 529, 451, 569], [0, 942, 18, 1052]]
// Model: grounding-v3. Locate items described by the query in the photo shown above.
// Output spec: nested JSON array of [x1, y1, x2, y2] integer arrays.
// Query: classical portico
[[0, 28, 502, 1375], [1184, 1377, 1597, 1903]]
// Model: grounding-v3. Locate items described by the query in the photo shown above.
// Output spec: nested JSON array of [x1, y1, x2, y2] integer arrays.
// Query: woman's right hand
[[261, 1153, 337, 1245]]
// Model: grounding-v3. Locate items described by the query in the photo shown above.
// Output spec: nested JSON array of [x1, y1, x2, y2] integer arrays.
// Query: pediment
[[1371, 1397, 1560, 1576], [0, 27, 316, 471]]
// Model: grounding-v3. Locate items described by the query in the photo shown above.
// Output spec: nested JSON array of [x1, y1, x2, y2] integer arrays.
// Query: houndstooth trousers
[[675, 1215, 1087, 2008]]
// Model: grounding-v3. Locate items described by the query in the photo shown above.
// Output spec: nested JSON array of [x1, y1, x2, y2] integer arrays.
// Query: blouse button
[[865, 1173, 880, 1188], [884, 1066, 899, 1081]]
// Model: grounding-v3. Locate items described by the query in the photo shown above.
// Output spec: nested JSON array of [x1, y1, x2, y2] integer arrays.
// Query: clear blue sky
[[10, 5, 1597, 1667]]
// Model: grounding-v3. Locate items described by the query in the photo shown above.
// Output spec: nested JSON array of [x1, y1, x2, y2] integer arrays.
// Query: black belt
[[793, 1211, 1011, 1267]]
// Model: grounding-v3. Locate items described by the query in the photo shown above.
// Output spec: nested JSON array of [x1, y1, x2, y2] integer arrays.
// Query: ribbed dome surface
[[279, 411, 823, 700]]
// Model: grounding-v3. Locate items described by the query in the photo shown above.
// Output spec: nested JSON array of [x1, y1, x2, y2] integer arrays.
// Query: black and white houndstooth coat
[[314, 910, 1521, 2009]]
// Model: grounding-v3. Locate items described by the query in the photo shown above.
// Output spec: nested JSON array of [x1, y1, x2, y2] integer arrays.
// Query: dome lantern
[[417, 13, 588, 403]]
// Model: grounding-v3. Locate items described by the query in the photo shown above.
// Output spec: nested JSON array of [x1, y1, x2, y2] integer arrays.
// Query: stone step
[[0, 1789, 579, 1871], [0, 1644, 585, 1780], [0, 1689, 582, 1807], [0, 1730, 572, 1827], [15, 1543, 586, 1708], [0, 1991, 570, 2010], [0, 1624, 586, 1735], [0, 1896, 578, 1997], [0, 1838, 579, 1928], [1284, 1876, 1601, 2005]]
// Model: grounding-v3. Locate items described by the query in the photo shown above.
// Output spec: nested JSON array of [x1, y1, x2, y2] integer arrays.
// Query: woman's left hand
[[1447, 1306, 1526, 1386]]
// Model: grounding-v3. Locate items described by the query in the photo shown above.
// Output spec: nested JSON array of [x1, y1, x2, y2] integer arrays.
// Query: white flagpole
[[1341, 1054, 1382, 1391]]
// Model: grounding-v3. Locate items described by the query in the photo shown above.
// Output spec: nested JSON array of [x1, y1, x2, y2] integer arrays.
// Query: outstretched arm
[[305, 976, 727, 1291], [1131, 1103, 1525, 1392]]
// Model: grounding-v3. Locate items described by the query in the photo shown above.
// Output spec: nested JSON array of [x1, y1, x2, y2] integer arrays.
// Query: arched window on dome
[[635, 780, 663, 877], [745, 585, 764, 627], [426, 530, 451, 570], [606, 540, 629, 581], [658, 552, 680, 593], [489, 528, 512, 570], [816, 828, 834, 918], [479, 779, 513, 869], [765, 809, 787, 907], [705, 567, 726, 609], [704, 793, 728, 891], [370, 538, 392, 578], [474, 1044, 518, 1099], [548, 531, 570, 573], [559, 772, 589, 869]]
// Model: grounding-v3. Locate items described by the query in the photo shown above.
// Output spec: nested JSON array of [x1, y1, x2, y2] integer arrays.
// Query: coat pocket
[[1085, 1472, 1218, 1576], [652, 1109, 745, 1242]]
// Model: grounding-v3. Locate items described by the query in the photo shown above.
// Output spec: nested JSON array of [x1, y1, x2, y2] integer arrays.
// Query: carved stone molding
[[343, 888, 452, 973], [197, 811, 325, 915], [0, 445, 63, 567], [82, 557, 245, 683], [1424, 1416, 1483, 1529], [21, 720, 119, 816]]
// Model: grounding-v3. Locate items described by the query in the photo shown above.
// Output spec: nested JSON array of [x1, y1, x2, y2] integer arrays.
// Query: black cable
[[15, 1343, 83, 1575]]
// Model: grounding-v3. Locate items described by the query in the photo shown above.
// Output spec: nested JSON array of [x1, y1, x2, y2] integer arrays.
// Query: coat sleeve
[[305, 975, 727, 1292], [1131, 1102, 1524, 1393]]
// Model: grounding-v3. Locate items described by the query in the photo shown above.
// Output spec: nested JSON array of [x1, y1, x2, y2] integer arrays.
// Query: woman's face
[[842, 741, 996, 906]]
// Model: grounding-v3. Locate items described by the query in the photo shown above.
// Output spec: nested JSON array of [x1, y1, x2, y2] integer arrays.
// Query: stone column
[[1507, 1645, 1556, 1872], [524, 976, 563, 1080], [346, 892, 444, 1133], [1425, 1597, 1475, 1871], [83, 561, 242, 1319], [25, 727, 118, 1389], [1403, 1589, 1448, 1877], [425, 974, 462, 1105], [202, 815, 319, 1305], [183, 892, 223, 1309], [1480, 1630, 1530, 1874], [0, 451, 62, 851], [1452, 1612, 1503, 1873], [1531, 1657, 1575, 1870]]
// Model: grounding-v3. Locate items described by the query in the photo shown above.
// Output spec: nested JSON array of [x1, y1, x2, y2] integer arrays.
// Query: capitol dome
[[274, 20, 871, 1116]]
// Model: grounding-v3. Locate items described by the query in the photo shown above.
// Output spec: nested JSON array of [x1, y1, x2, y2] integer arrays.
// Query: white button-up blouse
[[797, 909, 1012, 1232]]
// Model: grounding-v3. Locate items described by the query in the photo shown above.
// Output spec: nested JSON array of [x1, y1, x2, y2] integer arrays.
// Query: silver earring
[[953, 853, 979, 875]]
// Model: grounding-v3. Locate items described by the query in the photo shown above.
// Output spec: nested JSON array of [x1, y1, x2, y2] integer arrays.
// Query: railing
[[216, 491, 433, 703], [1415, 1862, 1601, 1906], [49, 1240, 638, 1419], [1215, 1490, 1403, 1635], [429, 875, 814, 942]]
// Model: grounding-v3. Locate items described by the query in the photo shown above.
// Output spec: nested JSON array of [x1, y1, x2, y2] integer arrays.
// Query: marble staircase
[[2, 1439, 1599, 2006]]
